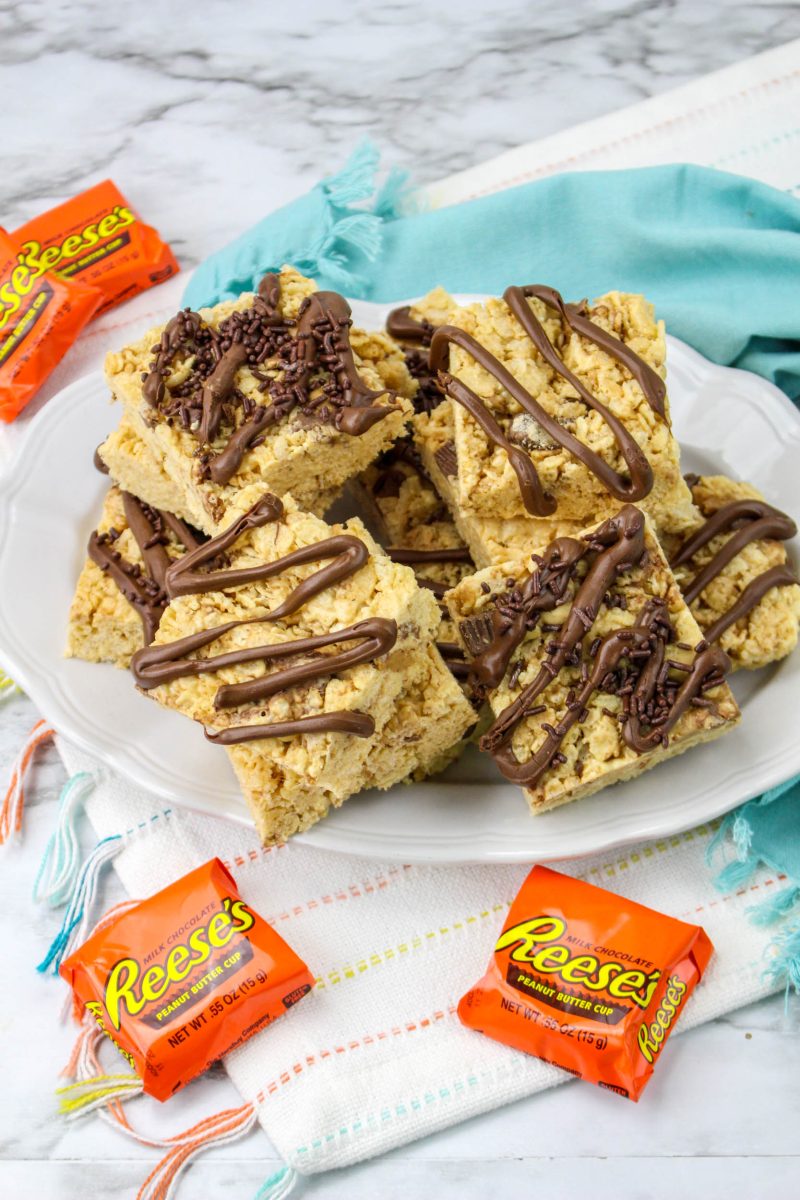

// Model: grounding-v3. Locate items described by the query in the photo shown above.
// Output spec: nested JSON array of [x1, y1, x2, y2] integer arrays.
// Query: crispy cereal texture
[[139, 486, 472, 843], [104, 266, 414, 535], [440, 290, 697, 533], [66, 486, 188, 668], [446, 511, 740, 815], [98, 414, 340, 528], [353, 430, 476, 669], [672, 475, 800, 671], [414, 402, 586, 569]]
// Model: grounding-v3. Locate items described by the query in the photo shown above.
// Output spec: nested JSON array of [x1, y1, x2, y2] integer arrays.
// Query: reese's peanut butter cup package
[[60, 858, 314, 1101], [458, 865, 713, 1101], [14, 180, 178, 316], [0, 226, 101, 422]]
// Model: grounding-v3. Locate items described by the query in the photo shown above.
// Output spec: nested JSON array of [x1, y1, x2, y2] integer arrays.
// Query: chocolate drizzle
[[386, 546, 472, 566], [141, 274, 399, 487], [463, 505, 731, 786], [88, 494, 204, 643], [131, 493, 397, 744], [670, 497, 798, 639], [485, 600, 729, 786], [472, 506, 646, 693], [433, 440, 458, 478], [436, 641, 470, 680], [385, 306, 442, 414], [386, 306, 434, 346], [133, 617, 396, 707], [206, 711, 376, 745], [164, 493, 370, 615], [703, 565, 798, 644], [429, 284, 667, 516], [506, 287, 667, 419]]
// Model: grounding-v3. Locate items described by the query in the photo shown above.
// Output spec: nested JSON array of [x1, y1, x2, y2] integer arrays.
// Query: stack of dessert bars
[[68, 266, 800, 842]]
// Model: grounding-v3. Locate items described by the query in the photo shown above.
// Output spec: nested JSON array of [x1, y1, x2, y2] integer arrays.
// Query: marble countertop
[[3, 1, 800, 1196]]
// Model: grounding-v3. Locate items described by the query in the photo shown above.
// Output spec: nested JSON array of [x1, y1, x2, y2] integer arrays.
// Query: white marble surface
[[3, 1, 800, 1196]]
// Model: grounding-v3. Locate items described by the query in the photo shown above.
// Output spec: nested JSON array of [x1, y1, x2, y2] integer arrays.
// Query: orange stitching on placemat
[[265, 865, 413, 924], [459, 68, 800, 201], [220, 843, 285, 873], [676, 874, 788, 919], [218, 853, 412, 921], [254, 1005, 458, 1102]]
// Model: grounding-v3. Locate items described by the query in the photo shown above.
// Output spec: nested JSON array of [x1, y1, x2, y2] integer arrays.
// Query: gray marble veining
[[3, 0, 799, 266]]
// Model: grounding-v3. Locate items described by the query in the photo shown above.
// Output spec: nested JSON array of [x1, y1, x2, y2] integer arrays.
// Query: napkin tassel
[[32, 770, 94, 906], [764, 918, 800, 997], [708, 789, 800, 999], [0, 718, 54, 844], [295, 140, 407, 293], [0, 666, 19, 702], [57, 1071, 143, 1117], [60, 1016, 262, 1199], [135, 1104, 258, 1200], [37, 833, 123, 974], [252, 1166, 299, 1199]]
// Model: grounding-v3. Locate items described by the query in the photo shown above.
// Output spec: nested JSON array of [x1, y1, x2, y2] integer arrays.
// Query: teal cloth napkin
[[184, 142, 800, 398], [183, 143, 800, 988]]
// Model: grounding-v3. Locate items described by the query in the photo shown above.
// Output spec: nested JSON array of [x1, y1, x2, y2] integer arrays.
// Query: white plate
[[0, 296, 798, 863]]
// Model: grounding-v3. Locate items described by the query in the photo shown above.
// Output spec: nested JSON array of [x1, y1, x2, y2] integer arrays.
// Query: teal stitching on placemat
[[712, 126, 800, 167], [291, 1063, 547, 1157], [291, 956, 764, 1161]]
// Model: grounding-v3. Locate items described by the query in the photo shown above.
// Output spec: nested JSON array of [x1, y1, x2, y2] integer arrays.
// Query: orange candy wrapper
[[60, 859, 314, 1101], [1, 180, 178, 422], [458, 865, 713, 1101], [14, 180, 178, 317], [0, 226, 101, 422]]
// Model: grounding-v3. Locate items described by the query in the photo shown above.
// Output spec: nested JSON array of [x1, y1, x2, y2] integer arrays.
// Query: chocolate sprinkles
[[464, 505, 732, 786], [88, 493, 204, 644], [141, 274, 399, 487]]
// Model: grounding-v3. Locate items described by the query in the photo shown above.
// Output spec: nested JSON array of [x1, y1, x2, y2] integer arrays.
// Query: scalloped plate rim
[[0, 299, 798, 863]]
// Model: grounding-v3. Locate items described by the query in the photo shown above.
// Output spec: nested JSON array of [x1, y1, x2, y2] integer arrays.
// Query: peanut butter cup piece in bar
[[414, 399, 588, 569], [430, 286, 697, 533], [104, 266, 414, 535], [67, 485, 206, 668], [354, 436, 475, 683], [445, 504, 740, 815], [131, 486, 474, 843], [669, 474, 800, 670]]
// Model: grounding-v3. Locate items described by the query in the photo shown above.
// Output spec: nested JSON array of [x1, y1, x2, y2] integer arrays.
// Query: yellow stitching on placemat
[[312, 822, 722, 990], [314, 902, 511, 990]]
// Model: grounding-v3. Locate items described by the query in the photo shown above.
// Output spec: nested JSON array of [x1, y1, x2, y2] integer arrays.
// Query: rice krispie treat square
[[445, 504, 739, 816], [131, 486, 473, 843], [98, 413, 340, 525], [354, 641, 475, 791], [429, 286, 697, 534], [669, 474, 800, 670], [67, 485, 205, 668], [353, 437, 475, 683], [104, 266, 414, 535], [414, 400, 586, 569]]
